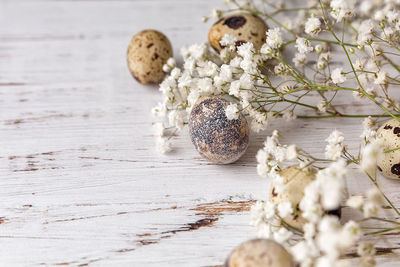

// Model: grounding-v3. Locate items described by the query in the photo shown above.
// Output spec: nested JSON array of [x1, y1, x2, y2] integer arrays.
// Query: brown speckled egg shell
[[189, 96, 249, 164], [127, 29, 172, 84], [269, 165, 315, 229], [225, 239, 295, 267], [376, 118, 400, 179], [208, 13, 268, 52]]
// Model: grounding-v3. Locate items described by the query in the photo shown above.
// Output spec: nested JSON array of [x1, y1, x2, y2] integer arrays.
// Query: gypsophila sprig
[[150, 0, 400, 264], [250, 126, 400, 265], [153, 0, 400, 152]]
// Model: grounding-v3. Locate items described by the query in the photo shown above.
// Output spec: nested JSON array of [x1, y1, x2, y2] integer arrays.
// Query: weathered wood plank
[[1, 0, 400, 266]]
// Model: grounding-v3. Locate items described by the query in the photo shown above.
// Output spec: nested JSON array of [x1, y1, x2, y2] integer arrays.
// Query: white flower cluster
[[331, 68, 346, 84], [291, 217, 361, 267], [347, 187, 384, 218], [256, 130, 298, 193], [152, 26, 297, 152], [251, 131, 366, 266], [247, 106, 400, 264], [360, 140, 383, 176], [330, 0, 356, 22], [325, 130, 345, 160], [250, 128, 388, 266], [305, 16, 321, 36], [294, 37, 313, 67], [360, 116, 377, 141], [250, 200, 294, 244], [153, 0, 400, 154]]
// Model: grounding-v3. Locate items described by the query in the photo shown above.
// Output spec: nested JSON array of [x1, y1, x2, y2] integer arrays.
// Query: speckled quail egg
[[269, 165, 341, 228], [127, 29, 172, 84], [225, 238, 295, 267], [208, 13, 268, 52], [376, 118, 400, 179], [189, 96, 249, 164], [269, 165, 315, 229]]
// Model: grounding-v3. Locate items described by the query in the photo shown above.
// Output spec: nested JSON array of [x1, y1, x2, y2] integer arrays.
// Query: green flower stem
[[368, 216, 400, 225], [365, 172, 400, 216], [308, 38, 358, 47], [365, 227, 400, 236], [385, 147, 400, 153], [382, 54, 400, 73], [361, 90, 400, 122], [298, 114, 395, 119]]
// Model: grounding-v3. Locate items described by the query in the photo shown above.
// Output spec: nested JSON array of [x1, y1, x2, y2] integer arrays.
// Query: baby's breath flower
[[266, 27, 283, 49], [237, 42, 254, 60], [250, 200, 279, 238], [152, 122, 165, 137], [315, 44, 323, 53], [152, 102, 167, 117], [331, 68, 347, 84], [366, 187, 383, 205], [374, 10, 385, 21], [346, 195, 364, 210], [325, 130, 344, 160], [282, 110, 296, 121], [278, 83, 293, 93], [225, 103, 239, 120], [293, 52, 306, 67], [317, 99, 328, 112], [197, 77, 213, 93], [386, 10, 399, 23], [362, 187, 383, 218], [163, 57, 177, 72], [229, 80, 241, 98], [286, 144, 298, 160], [360, 1, 373, 16], [361, 116, 377, 141], [318, 159, 347, 210], [156, 137, 172, 154], [277, 201, 293, 218], [305, 17, 321, 36], [274, 63, 288, 76], [340, 220, 362, 247], [295, 37, 314, 54], [374, 70, 387, 85], [363, 201, 379, 218], [260, 43, 273, 57], [357, 20, 374, 45], [168, 110, 184, 130], [330, 0, 356, 22], [187, 89, 200, 107], [273, 227, 293, 244]]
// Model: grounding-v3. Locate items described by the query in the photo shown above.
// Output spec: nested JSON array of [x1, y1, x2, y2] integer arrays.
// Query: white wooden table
[[1, 1, 400, 266]]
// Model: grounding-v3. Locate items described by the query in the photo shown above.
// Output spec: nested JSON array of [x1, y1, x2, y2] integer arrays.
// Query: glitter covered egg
[[376, 118, 400, 179], [127, 29, 172, 84], [225, 239, 295, 267], [189, 96, 249, 164], [208, 13, 268, 52]]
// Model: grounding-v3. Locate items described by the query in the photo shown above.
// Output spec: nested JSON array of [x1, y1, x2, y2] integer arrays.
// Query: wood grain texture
[[0, 0, 400, 266]]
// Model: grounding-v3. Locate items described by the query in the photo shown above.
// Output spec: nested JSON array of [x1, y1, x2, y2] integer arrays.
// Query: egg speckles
[[127, 30, 173, 84], [225, 239, 294, 267], [189, 96, 249, 164], [269, 165, 315, 229], [376, 118, 400, 179], [208, 13, 268, 52]]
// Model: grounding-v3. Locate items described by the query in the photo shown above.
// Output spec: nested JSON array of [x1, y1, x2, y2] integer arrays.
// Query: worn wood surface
[[1, 0, 400, 266]]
